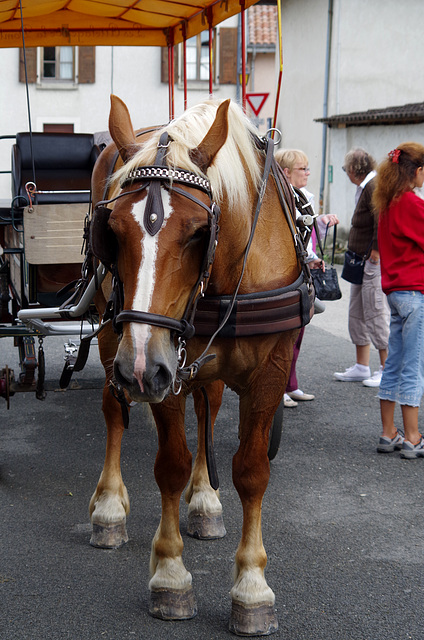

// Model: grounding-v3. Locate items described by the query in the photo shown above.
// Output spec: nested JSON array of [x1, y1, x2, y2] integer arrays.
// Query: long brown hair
[[373, 142, 424, 216]]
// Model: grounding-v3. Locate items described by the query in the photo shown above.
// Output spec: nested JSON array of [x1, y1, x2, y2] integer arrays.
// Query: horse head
[[93, 96, 230, 403]]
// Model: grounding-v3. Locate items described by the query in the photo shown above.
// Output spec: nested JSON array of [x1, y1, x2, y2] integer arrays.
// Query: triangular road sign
[[246, 93, 269, 117]]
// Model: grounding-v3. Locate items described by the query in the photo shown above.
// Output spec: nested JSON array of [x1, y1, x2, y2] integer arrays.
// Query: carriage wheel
[[267, 399, 283, 461]]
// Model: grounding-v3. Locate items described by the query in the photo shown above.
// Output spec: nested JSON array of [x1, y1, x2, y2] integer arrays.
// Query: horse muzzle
[[113, 340, 176, 404]]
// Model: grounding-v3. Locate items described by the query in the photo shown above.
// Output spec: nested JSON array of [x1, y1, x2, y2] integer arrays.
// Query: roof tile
[[248, 5, 277, 46]]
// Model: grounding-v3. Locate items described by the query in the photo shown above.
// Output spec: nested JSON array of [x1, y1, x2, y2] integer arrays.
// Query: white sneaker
[[363, 366, 383, 388], [333, 363, 371, 382]]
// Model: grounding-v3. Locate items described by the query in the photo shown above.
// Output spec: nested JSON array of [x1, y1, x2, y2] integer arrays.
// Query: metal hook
[[265, 128, 282, 145], [25, 181, 37, 212]]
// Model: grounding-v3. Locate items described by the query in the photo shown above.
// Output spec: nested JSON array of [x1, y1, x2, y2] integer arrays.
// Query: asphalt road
[[1, 268, 424, 640]]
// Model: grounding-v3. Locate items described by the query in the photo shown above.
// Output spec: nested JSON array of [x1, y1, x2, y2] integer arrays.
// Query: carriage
[[0, 1, 316, 635]]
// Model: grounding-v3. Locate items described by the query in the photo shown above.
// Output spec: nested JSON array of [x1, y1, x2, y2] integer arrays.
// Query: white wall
[[330, 0, 424, 115], [275, 0, 329, 210], [275, 0, 424, 231]]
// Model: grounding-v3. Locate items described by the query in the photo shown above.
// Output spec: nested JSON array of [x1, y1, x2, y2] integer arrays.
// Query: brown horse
[[88, 95, 310, 635]]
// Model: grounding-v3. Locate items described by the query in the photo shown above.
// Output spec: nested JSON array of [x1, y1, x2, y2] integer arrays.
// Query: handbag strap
[[314, 220, 338, 266], [347, 238, 374, 264]]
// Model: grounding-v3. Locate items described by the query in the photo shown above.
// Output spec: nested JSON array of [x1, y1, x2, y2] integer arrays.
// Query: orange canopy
[[0, 0, 259, 48]]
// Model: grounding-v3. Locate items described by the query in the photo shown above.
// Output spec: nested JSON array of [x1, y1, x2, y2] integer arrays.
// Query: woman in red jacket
[[373, 142, 424, 458]]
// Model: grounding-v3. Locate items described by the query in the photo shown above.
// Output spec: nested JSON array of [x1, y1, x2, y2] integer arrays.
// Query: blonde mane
[[111, 99, 262, 211]]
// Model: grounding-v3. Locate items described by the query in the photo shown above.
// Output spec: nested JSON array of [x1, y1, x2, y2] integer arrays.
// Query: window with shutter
[[161, 27, 237, 89], [19, 47, 95, 86], [41, 47, 76, 82]]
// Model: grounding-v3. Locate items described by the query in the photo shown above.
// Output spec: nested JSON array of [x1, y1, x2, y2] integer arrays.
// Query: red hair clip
[[388, 148, 401, 163]]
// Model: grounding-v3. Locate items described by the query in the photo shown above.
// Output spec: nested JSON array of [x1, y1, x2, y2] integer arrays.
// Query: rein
[[176, 131, 278, 385]]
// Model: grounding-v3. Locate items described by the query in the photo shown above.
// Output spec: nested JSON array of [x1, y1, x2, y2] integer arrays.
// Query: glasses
[[293, 167, 310, 173]]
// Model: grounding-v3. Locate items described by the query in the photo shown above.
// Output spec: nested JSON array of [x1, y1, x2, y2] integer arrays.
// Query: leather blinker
[[143, 132, 170, 236], [90, 205, 118, 269]]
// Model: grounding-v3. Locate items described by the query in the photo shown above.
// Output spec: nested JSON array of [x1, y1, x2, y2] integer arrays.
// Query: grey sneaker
[[400, 436, 424, 459], [377, 432, 404, 453]]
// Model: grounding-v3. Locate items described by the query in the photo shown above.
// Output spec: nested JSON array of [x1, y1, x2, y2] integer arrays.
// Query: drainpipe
[[319, 0, 334, 210]]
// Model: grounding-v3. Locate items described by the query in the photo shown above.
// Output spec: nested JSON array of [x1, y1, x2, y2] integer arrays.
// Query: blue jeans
[[378, 291, 424, 406]]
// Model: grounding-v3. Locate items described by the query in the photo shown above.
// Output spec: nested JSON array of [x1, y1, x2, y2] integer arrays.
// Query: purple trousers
[[286, 327, 305, 393]]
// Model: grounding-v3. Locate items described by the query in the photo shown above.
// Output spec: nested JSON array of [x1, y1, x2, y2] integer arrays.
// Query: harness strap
[[271, 164, 313, 286], [116, 311, 195, 339], [109, 380, 131, 429], [178, 133, 277, 382], [194, 275, 314, 337], [201, 386, 219, 490], [72, 319, 112, 373]]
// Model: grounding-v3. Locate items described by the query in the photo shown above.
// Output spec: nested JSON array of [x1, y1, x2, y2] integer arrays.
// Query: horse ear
[[109, 95, 139, 163], [189, 99, 230, 173]]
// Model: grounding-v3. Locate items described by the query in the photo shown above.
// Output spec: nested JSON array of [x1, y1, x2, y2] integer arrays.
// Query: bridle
[[89, 128, 311, 392], [91, 131, 222, 385]]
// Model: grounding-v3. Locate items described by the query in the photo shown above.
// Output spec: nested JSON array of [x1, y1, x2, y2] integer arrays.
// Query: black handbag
[[341, 239, 373, 285], [310, 223, 342, 301]]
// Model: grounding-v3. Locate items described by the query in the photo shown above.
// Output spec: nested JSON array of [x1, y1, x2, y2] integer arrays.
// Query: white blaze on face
[[130, 189, 172, 391]]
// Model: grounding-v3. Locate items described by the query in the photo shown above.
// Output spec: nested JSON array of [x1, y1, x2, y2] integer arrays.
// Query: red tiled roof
[[248, 5, 277, 47]]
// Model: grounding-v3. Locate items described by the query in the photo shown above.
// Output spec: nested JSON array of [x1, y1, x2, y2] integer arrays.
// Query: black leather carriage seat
[[11, 132, 101, 205]]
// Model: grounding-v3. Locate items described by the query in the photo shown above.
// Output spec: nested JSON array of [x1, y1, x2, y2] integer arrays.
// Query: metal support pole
[[182, 22, 188, 111], [207, 8, 213, 97], [167, 28, 175, 121], [240, 0, 246, 112], [272, 0, 283, 133]]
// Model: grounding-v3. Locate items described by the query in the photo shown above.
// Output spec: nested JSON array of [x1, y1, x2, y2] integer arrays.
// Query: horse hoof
[[187, 511, 227, 540], [229, 602, 278, 636], [90, 520, 129, 549], [149, 587, 197, 620]]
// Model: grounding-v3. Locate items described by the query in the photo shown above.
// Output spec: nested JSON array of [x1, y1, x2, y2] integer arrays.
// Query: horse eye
[[190, 227, 208, 243]]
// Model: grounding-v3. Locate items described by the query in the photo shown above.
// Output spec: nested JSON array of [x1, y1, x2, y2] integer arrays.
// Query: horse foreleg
[[148, 396, 197, 620], [89, 383, 130, 549], [229, 396, 279, 636], [185, 380, 226, 539]]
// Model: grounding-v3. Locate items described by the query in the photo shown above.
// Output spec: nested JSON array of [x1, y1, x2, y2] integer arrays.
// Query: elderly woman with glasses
[[275, 148, 339, 407], [334, 147, 390, 388]]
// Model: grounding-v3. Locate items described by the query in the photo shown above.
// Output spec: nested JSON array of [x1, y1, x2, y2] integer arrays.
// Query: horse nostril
[[153, 364, 173, 390]]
